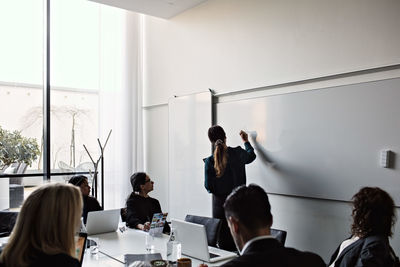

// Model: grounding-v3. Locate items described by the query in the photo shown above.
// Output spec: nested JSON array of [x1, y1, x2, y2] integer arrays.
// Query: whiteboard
[[217, 78, 400, 205], [168, 92, 212, 219]]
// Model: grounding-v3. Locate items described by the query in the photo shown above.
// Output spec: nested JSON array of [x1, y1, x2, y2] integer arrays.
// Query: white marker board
[[217, 78, 400, 205], [168, 92, 212, 219]]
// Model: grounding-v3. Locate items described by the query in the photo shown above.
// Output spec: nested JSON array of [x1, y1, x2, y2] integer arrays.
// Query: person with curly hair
[[328, 187, 399, 267]]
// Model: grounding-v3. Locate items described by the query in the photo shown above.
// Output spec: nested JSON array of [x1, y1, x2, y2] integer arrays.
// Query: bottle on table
[[166, 227, 181, 263]]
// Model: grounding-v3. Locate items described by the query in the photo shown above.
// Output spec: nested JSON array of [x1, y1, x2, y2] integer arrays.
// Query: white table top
[[83, 226, 233, 266], [1, 227, 234, 266]]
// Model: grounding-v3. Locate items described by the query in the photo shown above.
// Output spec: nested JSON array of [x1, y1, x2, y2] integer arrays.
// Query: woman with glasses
[[125, 172, 170, 233]]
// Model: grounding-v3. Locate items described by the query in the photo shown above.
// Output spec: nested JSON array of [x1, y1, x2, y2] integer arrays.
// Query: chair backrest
[[184, 214, 221, 247], [0, 211, 18, 237], [120, 207, 127, 222], [270, 228, 287, 245]]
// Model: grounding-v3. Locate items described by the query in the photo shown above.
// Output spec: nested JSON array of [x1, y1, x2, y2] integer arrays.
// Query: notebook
[[124, 253, 163, 266], [86, 209, 120, 235], [148, 212, 168, 236], [171, 219, 237, 263]]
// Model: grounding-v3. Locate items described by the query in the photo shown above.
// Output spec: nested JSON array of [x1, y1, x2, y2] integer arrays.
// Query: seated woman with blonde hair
[[0, 183, 82, 267]]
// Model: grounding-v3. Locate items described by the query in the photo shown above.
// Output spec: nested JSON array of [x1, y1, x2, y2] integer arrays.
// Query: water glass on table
[[88, 237, 99, 255], [145, 233, 155, 252]]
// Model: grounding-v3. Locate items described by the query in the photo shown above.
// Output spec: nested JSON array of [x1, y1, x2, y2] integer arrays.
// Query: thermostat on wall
[[380, 149, 391, 168]]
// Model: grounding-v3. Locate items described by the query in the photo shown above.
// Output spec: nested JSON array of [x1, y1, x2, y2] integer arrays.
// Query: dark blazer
[[221, 238, 325, 267], [204, 142, 256, 197], [30, 253, 80, 267], [0, 253, 79, 267], [125, 193, 170, 233], [82, 195, 102, 224], [328, 235, 397, 267]]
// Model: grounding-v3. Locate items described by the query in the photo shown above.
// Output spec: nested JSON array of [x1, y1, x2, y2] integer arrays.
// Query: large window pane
[[0, 0, 133, 212], [0, 0, 44, 210], [50, 0, 100, 183]]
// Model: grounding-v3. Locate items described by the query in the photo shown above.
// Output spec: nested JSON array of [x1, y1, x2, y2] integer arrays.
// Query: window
[[0, 0, 136, 210]]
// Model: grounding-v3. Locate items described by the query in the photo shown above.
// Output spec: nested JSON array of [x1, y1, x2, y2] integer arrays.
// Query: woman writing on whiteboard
[[204, 125, 256, 251]]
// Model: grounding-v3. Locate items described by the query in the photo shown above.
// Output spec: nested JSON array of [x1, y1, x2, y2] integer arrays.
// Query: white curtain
[[98, 8, 143, 209]]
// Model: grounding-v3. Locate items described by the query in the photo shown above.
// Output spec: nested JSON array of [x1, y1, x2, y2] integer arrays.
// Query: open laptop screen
[[148, 212, 168, 236], [75, 232, 87, 265], [86, 209, 120, 235]]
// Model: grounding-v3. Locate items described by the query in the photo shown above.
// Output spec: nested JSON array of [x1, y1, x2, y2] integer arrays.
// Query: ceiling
[[88, 0, 208, 19]]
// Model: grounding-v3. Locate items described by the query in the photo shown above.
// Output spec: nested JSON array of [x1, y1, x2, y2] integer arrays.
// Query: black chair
[[0, 211, 18, 237], [9, 184, 24, 208], [184, 214, 221, 247], [120, 207, 127, 222], [270, 228, 287, 245]]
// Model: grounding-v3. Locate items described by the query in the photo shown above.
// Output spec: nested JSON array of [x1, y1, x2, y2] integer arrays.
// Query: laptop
[[148, 212, 168, 237], [85, 209, 120, 235], [171, 219, 237, 263], [75, 232, 87, 265]]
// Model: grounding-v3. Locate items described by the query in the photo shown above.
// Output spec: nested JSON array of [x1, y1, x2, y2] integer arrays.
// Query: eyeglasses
[[144, 179, 152, 183], [81, 181, 90, 188]]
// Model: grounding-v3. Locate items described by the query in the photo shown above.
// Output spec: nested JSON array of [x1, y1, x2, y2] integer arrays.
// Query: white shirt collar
[[240, 235, 275, 255]]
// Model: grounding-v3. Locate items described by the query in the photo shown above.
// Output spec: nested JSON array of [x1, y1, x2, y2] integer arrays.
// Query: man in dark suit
[[220, 184, 325, 267]]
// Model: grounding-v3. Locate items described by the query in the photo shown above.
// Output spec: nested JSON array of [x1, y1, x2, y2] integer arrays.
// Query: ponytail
[[214, 139, 228, 177], [208, 125, 228, 177]]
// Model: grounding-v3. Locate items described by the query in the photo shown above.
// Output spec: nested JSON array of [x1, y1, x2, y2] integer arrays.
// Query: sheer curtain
[[98, 8, 143, 209]]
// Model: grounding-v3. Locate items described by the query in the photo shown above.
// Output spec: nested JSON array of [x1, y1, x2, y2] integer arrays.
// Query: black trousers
[[212, 195, 237, 252]]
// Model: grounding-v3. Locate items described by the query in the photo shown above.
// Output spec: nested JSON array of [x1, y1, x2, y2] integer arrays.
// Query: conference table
[[0, 226, 234, 266], [83, 226, 234, 266]]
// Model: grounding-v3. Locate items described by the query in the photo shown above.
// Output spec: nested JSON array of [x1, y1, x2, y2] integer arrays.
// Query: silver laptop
[[171, 219, 237, 263], [86, 209, 120, 235]]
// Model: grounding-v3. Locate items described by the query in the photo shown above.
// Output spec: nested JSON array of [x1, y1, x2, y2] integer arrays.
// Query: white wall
[[143, 0, 400, 106], [141, 0, 400, 262], [143, 105, 169, 212]]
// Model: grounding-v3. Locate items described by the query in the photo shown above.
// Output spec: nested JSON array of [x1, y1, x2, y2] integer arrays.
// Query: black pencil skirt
[[212, 194, 237, 252]]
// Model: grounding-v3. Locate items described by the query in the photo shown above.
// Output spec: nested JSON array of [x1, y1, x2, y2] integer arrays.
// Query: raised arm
[[239, 130, 256, 164]]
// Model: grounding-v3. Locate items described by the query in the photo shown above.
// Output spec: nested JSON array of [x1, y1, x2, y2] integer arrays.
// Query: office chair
[[0, 211, 18, 237], [270, 228, 287, 245], [184, 214, 221, 247], [120, 207, 127, 222]]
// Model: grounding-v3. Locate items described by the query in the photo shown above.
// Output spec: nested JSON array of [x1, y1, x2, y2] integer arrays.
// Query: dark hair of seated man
[[220, 184, 325, 267]]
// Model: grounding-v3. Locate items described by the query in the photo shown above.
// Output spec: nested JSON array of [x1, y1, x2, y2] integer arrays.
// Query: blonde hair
[[0, 183, 82, 267]]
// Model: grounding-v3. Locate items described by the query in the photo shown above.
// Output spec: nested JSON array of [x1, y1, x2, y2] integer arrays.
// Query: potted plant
[[0, 126, 40, 181]]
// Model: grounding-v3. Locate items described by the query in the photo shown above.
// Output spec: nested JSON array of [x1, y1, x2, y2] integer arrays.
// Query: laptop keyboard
[[209, 252, 219, 259]]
